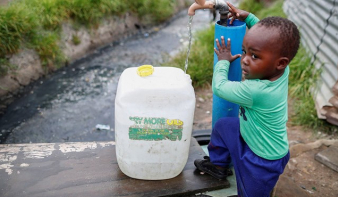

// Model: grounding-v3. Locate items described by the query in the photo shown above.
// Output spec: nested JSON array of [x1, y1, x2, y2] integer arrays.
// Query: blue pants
[[208, 117, 290, 197]]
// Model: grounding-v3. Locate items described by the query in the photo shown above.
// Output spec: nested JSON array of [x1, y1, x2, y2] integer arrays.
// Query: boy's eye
[[251, 54, 258, 59], [242, 49, 246, 54]]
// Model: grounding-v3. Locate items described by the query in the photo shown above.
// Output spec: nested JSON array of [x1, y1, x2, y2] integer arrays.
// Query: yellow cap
[[137, 65, 154, 77]]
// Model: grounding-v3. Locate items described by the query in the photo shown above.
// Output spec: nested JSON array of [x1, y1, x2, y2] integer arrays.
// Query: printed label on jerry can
[[129, 116, 183, 141]]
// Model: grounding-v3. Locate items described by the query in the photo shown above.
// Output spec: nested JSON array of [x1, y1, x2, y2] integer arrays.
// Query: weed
[[31, 32, 65, 70], [127, 0, 176, 24], [22, 0, 69, 30], [289, 47, 335, 132], [288, 46, 320, 98], [0, 58, 17, 77], [256, 0, 286, 18], [239, 0, 264, 16], [72, 34, 81, 45], [67, 0, 127, 27], [0, 4, 37, 57]]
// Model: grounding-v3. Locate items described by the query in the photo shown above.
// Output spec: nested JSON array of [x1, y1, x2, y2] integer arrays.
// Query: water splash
[[184, 16, 193, 74]]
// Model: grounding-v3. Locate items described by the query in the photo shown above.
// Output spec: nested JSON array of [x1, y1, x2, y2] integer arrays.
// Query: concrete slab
[[200, 145, 238, 197], [315, 146, 338, 172], [0, 138, 230, 197]]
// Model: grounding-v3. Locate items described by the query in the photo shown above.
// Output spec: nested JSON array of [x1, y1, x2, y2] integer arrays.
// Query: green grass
[[31, 31, 66, 70], [0, 59, 16, 75], [238, 0, 264, 16], [67, 0, 127, 27], [288, 47, 335, 132], [255, 0, 286, 19], [0, 4, 37, 57], [288, 46, 319, 98], [163, 0, 335, 132], [135, 0, 176, 24], [22, 0, 69, 30], [0, 0, 190, 76]]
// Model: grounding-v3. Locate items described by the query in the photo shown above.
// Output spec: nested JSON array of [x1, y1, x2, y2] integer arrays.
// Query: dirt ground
[[193, 87, 338, 197]]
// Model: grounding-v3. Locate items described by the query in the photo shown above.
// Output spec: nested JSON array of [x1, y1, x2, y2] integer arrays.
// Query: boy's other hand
[[227, 1, 250, 24], [214, 36, 241, 63]]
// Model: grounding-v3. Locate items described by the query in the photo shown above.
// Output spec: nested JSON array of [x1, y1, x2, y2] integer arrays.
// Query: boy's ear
[[276, 57, 290, 70]]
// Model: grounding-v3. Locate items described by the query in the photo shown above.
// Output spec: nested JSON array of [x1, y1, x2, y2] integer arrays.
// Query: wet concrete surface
[[0, 10, 213, 144]]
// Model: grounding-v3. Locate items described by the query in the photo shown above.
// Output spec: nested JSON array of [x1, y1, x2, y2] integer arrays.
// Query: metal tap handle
[[215, 0, 229, 15]]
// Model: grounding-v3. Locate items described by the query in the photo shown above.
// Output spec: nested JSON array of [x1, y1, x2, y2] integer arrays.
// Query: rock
[[289, 140, 301, 146], [274, 175, 310, 197], [315, 146, 338, 172], [290, 139, 338, 158], [9, 49, 44, 85], [198, 97, 205, 102], [0, 76, 20, 97], [201, 116, 212, 123]]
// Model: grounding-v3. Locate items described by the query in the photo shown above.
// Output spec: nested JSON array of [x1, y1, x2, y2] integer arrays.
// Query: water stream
[[184, 16, 193, 73]]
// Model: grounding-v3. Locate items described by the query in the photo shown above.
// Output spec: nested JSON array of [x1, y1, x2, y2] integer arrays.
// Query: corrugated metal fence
[[283, 0, 338, 125]]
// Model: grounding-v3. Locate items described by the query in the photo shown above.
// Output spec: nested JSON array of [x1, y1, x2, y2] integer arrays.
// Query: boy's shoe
[[194, 156, 233, 180]]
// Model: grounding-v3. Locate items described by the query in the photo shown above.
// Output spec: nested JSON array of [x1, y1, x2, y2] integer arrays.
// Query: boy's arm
[[212, 60, 253, 107]]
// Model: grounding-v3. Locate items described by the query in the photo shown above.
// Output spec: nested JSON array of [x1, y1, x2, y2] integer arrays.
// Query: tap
[[188, 0, 229, 16]]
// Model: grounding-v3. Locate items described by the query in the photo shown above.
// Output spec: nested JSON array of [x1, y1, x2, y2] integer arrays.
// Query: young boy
[[194, 2, 300, 197]]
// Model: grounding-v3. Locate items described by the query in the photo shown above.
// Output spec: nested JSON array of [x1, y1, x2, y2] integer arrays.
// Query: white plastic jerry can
[[115, 65, 196, 180]]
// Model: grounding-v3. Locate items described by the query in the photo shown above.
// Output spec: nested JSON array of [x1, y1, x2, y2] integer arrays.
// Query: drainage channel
[[0, 10, 213, 144]]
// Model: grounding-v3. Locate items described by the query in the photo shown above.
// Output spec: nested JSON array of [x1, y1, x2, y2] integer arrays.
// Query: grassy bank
[[163, 0, 335, 132], [0, 0, 189, 76]]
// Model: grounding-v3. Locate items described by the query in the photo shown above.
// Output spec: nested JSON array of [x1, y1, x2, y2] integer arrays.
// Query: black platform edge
[[192, 129, 212, 145]]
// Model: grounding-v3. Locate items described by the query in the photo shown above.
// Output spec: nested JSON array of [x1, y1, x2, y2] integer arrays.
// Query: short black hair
[[258, 16, 300, 61]]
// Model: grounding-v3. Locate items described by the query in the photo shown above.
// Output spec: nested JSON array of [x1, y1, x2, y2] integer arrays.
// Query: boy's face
[[241, 25, 282, 81]]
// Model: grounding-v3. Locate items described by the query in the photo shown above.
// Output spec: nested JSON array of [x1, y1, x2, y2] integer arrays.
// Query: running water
[[184, 16, 193, 73]]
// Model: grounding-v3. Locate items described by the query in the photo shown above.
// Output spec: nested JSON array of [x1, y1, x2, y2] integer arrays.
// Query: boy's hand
[[214, 36, 241, 63], [227, 1, 250, 24]]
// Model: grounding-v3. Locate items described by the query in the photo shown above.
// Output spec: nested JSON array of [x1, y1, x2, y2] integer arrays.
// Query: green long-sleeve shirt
[[212, 14, 289, 160]]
